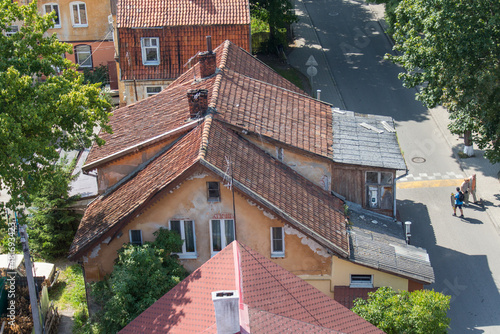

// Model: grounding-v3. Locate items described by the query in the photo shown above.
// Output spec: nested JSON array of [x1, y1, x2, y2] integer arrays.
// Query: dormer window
[[141, 37, 160, 65]]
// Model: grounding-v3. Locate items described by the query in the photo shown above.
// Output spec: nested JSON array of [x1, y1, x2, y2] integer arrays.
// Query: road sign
[[307, 65, 318, 77], [305, 55, 318, 66]]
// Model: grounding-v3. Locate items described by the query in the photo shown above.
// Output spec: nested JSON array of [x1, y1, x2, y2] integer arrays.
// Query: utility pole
[[19, 225, 43, 334]]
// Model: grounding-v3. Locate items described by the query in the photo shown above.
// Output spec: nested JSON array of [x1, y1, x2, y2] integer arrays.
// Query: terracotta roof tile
[[333, 286, 378, 310], [203, 120, 348, 256], [119, 241, 383, 333], [85, 77, 216, 167], [69, 125, 203, 258], [117, 0, 250, 28]]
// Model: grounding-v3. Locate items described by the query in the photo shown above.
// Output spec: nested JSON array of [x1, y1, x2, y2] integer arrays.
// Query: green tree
[[0, 0, 111, 210], [387, 0, 500, 161], [352, 287, 450, 333], [250, 0, 297, 52], [90, 228, 187, 333], [27, 157, 81, 259]]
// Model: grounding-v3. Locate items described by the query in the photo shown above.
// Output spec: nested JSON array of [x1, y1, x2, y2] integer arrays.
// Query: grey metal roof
[[347, 210, 435, 284], [332, 110, 407, 170]]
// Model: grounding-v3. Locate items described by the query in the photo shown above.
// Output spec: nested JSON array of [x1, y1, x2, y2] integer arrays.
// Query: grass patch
[[50, 264, 86, 311], [272, 66, 306, 91]]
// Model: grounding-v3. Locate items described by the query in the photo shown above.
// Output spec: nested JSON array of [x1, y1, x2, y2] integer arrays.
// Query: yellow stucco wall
[[96, 137, 179, 193], [244, 135, 332, 191], [331, 256, 408, 291], [120, 80, 175, 105], [39, 0, 112, 42]]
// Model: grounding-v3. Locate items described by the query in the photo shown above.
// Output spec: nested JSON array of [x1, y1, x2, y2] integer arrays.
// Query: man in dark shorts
[[453, 187, 464, 218]]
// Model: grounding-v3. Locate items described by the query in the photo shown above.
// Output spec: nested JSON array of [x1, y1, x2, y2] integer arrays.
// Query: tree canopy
[[89, 228, 188, 333], [0, 0, 111, 209], [352, 287, 451, 334], [387, 0, 500, 162]]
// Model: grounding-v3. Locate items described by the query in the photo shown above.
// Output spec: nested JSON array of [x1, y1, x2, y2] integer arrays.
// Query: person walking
[[460, 178, 471, 206], [453, 187, 464, 218], [470, 174, 478, 204]]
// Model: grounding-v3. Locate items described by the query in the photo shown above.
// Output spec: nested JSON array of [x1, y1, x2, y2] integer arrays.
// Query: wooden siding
[[118, 25, 250, 80]]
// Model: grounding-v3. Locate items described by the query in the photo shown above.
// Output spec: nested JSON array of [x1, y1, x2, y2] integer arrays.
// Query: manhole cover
[[412, 157, 426, 163]]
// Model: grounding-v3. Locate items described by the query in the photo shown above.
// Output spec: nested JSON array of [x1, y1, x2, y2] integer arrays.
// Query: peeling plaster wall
[[96, 137, 178, 193], [82, 168, 332, 280], [244, 135, 331, 191], [121, 80, 174, 105]]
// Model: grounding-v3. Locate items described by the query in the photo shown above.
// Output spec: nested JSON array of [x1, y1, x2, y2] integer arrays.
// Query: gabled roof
[[69, 119, 348, 260], [117, 0, 250, 28], [119, 241, 383, 333]]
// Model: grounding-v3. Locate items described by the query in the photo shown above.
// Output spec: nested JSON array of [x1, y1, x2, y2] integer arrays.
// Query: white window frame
[[141, 37, 160, 65], [74, 44, 92, 68], [350, 274, 373, 288], [129, 230, 143, 245], [270, 227, 285, 257], [168, 220, 197, 259], [70, 2, 88, 27], [44, 3, 61, 28], [209, 219, 235, 257], [5, 25, 19, 37], [145, 86, 162, 97]]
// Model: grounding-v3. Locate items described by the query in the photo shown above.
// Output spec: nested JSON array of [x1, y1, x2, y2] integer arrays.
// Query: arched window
[[74, 44, 92, 68]]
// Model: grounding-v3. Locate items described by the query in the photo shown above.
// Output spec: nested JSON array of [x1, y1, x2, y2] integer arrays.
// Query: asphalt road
[[291, 0, 500, 332]]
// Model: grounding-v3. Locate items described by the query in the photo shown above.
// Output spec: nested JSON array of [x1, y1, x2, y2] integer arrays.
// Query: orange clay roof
[[69, 118, 348, 259], [117, 0, 250, 28], [119, 241, 384, 334]]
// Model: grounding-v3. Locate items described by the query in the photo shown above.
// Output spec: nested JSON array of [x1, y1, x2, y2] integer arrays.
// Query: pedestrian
[[470, 174, 478, 204], [460, 178, 471, 206], [452, 187, 464, 218]]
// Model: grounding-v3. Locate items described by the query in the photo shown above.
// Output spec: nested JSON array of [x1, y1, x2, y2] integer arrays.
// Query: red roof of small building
[[119, 241, 383, 333], [117, 0, 250, 28]]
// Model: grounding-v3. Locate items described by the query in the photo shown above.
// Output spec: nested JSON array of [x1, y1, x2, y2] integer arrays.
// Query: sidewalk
[[287, 0, 500, 232]]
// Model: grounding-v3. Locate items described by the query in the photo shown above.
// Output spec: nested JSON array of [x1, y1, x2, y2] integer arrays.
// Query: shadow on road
[[397, 199, 500, 333]]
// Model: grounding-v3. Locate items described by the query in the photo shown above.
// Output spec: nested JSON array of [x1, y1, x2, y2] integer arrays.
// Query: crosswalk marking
[[397, 178, 463, 189]]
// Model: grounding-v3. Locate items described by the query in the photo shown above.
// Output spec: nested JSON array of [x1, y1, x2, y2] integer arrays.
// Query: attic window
[[276, 147, 284, 162], [129, 230, 143, 245], [141, 37, 160, 65], [207, 182, 220, 202], [350, 274, 373, 288]]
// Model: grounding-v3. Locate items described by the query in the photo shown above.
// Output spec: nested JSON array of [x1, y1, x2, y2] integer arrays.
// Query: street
[[288, 0, 500, 332]]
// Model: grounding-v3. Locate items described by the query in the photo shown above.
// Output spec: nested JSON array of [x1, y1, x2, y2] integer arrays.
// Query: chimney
[[212, 290, 240, 334], [198, 36, 216, 78], [187, 89, 209, 118]]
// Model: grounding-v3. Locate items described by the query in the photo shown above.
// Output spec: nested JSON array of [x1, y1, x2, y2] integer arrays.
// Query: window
[[70, 2, 88, 27], [44, 3, 60, 28], [146, 86, 162, 97], [74, 45, 92, 68], [350, 274, 373, 288], [276, 147, 284, 162], [270, 227, 285, 257], [207, 182, 220, 202], [5, 25, 19, 37], [210, 219, 235, 256], [141, 37, 160, 65], [365, 171, 394, 210], [129, 230, 143, 245], [169, 220, 197, 259]]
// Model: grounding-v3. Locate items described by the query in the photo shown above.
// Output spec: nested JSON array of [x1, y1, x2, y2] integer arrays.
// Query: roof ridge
[[218, 40, 231, 70], [198, 115, 213, 159]]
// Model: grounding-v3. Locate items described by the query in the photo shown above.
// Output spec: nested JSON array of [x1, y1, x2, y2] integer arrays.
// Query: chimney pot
[[187, 89, 209, 119], [212, 290, 240, 334], [206, 35, 212, 53]]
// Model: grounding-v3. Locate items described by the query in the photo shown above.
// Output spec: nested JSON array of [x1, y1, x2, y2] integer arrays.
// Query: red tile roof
[[119, 241, 383, 333], [333, 286, 378, 310], [69, 124, 204, 258], [203, 120, 348, 256], [117, 0, 250, 28]]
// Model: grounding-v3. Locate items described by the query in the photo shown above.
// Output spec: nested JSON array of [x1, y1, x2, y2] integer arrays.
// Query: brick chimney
[[187, 89, 209, 118], [198, 36, 216, 78], [212, 291, 240, 334]]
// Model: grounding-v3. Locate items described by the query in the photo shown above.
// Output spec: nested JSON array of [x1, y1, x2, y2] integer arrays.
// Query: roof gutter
[[82, 120, 201, 172]]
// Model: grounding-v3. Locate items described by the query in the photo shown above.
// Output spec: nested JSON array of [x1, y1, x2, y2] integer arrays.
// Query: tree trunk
[[463, 130, 474, 156]]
